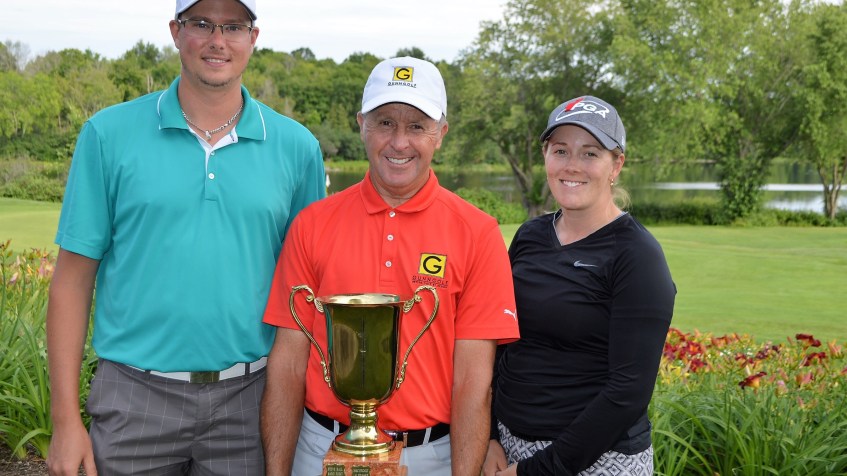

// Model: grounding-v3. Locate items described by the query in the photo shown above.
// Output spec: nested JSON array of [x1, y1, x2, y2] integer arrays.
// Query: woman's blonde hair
[[611, 147, 631, 210]]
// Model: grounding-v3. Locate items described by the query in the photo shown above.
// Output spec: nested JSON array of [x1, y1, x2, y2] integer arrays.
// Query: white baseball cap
[[361, 57, 447, 121], [175, 0, 257, 20]]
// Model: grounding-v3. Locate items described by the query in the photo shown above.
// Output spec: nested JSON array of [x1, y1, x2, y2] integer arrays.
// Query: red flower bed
[[661, 327, 847, 399]]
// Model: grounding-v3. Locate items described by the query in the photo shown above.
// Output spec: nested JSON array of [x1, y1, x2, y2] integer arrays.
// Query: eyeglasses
[[177, 19, 254, 42]]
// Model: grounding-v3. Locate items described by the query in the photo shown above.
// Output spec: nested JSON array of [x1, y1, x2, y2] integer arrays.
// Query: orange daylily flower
[[796, 333, 822, 347], [801, 352, 827, 367], [795, 371, 814, 386], [739, 371, 767, 389], [659, 328, 845, 396], [688, 358, 709, 373], [755, 344, 780, 360], [735, 353, 754, 367]]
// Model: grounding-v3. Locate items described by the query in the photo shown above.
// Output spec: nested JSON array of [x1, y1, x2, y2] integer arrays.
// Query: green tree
[[0, 40, 29, 72], [329, 54, 379, 131], [0, 72, 28, 137], [611, 0, 808, 221], [0, 72, 61, 138], [24, 49, 122, 131], [456, 0, 617, 216], [314, 53, 379, 160], [291, 47, 316, 61], [244, 48, 295, 115], [25, 48, 102, 78], [792, 2, 847, 220], [395, 47, 429, 61], [0, 42, 15, 72], [151, 46, 181, 87], [276, 57, 337, 128], [109, 41, 179, 101], [62, 66, 123, 129], [248, 49, 377, 160]]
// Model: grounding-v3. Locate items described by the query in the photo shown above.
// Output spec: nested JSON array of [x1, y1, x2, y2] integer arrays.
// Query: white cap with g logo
[[361, 57, 447, 121]]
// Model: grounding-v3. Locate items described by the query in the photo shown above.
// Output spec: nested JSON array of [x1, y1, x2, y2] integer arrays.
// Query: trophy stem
[[332, 402, 396, 456]]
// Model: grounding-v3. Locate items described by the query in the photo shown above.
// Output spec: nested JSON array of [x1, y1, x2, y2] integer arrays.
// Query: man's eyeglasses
[[177, 19, 253, 42]]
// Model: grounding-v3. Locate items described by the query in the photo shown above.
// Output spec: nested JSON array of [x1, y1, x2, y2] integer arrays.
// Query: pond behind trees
[[326, 161, 843, 214]]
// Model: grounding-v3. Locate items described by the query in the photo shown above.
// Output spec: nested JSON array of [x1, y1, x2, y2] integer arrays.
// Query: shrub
[[0, 242, 97, 460], [0, 159, 68, 202], [653, 329, 847, 475], [0, 174, 66, 202], [629, 198, 725, 225], [0, 131, 77, 163], [732, 208, 847, 227], [630, 200, 847, 227], [312, 124, 365, 163], [455, 187, 528, 224]]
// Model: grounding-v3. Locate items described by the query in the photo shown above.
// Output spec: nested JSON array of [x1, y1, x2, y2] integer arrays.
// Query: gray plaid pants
[[86, 359, 266, 475]]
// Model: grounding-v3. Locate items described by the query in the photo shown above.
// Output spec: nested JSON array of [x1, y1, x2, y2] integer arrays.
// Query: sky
[[6, 1, 507, 64]]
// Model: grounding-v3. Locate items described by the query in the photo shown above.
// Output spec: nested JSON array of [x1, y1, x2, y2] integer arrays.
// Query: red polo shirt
[[263, 170, 519, 430]]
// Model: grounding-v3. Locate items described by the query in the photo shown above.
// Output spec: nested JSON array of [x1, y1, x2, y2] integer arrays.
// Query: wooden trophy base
[[322, 444, 407, 476]]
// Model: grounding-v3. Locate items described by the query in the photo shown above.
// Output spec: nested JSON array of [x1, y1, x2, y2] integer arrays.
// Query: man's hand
[[46, 421, 97, 476], [46, 249, 100, 476]]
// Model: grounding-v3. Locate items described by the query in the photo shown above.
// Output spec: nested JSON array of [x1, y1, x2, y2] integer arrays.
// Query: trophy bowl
[[290, 285, 438, 457]]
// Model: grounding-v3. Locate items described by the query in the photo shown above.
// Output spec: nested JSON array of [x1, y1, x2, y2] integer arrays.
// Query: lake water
[[326, 161, 845, 214]]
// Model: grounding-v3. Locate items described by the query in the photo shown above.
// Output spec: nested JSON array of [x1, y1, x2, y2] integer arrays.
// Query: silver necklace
[[182, 100, 244, 141]]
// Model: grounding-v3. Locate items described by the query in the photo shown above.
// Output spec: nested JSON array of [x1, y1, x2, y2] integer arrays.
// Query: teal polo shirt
[[56, 77, 326, 371]]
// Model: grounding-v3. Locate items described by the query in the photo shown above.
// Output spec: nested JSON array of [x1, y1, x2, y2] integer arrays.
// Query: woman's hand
[[495, 463, 518, 476], [482, 439, 508, 476]]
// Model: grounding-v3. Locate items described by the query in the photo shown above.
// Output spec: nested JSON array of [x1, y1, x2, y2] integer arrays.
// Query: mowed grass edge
[[3, 198, 846, 343]]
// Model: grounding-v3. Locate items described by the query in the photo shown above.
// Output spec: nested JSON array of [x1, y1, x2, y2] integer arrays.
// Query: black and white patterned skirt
[[497, 421, 654, 475]]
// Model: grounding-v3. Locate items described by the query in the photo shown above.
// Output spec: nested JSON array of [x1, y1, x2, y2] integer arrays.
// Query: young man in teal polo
[[45, 1, 325, 474]]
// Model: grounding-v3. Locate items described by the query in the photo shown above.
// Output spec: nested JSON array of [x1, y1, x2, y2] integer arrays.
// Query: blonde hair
[[610, 147, 631, 210]]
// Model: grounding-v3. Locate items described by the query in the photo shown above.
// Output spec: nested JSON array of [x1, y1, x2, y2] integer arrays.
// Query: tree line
[[1, 0, 845, 220]]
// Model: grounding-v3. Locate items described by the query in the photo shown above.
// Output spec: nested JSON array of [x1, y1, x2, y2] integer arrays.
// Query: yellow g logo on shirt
[[419, 254, 446, 278], [393, 67, 414, 82]]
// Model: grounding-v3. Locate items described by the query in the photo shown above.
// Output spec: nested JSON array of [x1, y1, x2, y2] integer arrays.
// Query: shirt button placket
[[205, 151, 218, 201], [382, 210, 398, 283], [205, 163, 218, 201]]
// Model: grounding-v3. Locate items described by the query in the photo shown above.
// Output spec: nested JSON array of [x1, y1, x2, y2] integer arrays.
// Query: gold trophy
[[289, 285, 439, 476]]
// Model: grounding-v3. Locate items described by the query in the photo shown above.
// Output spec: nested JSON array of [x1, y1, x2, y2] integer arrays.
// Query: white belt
[[129, 356, 267, 384]]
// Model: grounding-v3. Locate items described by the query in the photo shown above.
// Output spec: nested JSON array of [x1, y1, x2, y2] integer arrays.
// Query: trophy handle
[[289, 284, 332, 387], [395, 285, 440, 389]]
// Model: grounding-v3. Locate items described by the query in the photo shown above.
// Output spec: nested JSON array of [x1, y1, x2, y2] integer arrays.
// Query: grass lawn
[[502, 223, 847, 344], [3, 198, 845, 344], [0, 198, 60, 253], [652, 225, 847, 344]]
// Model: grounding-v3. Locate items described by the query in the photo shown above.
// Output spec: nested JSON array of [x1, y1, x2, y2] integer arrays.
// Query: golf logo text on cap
[[361, 56, 447, 120], [393, 67, 414, 83], [557, 97, 610, 121], [539, 95, 626, 152]]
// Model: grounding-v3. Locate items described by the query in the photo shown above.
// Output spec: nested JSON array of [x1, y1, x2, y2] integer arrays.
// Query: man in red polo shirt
[[260, 56, 520, 476]]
